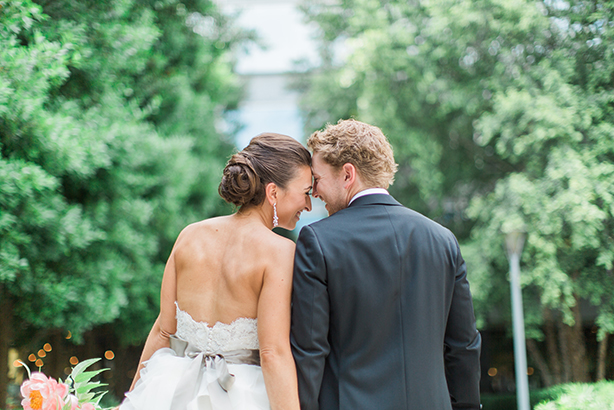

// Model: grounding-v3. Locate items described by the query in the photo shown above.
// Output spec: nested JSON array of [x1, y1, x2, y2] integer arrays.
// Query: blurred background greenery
[[1, 0, 613, 408]]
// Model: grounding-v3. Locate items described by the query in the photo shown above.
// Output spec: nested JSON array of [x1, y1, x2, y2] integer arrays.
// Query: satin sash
[[169, 335, 260, 410]]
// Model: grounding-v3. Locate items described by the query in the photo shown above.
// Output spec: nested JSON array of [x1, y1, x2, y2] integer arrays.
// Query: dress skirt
[[119, 347, 271, 410]]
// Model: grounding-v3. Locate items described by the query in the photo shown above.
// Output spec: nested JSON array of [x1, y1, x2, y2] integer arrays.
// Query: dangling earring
[[273, 203, 279, 228]]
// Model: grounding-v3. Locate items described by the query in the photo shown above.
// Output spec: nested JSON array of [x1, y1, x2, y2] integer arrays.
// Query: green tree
[[467, 0, 614, 384], [297, 0, 522, 238], [299, 0, 614, 385], [0, 0, 244, 405]]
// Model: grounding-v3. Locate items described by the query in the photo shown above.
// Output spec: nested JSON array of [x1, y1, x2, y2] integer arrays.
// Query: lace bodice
[[174, 302, 259, 353]]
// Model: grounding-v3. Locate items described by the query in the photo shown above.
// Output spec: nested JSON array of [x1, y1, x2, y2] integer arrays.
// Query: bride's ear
[[265, 182, 278, 206]]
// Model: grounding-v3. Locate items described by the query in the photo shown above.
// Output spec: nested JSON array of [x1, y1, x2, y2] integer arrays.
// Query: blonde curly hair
[[307, 119, 398, 188]]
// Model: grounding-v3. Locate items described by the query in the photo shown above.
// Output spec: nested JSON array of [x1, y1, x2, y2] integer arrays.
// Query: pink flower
[[64, 393, 97, 410], [65, 394, 79, 410], [20, 372, 69, 410]]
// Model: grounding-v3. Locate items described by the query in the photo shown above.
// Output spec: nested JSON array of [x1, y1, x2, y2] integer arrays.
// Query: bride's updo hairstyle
[[219, 133, 311, 209]]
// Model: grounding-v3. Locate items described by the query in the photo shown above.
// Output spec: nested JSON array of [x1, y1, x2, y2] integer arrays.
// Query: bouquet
[[18, 358, 110, 410]]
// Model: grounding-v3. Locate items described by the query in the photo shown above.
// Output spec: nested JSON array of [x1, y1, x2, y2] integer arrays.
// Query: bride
[[118, 133, 312, 410]]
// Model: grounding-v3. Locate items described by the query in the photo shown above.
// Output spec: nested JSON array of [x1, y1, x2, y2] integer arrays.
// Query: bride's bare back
[[158, 213, 295, 332], [172, 214, 289, 324]]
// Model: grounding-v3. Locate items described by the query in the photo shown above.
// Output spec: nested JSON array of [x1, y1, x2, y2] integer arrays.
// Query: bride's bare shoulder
[[173, 216, 295, 262], [173, 216, 231, 247], [258, 230, 296, 266]]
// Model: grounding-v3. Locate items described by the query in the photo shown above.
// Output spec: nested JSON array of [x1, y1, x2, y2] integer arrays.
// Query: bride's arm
[[127, 250, 178, 391], [258, 239, 301, 410]]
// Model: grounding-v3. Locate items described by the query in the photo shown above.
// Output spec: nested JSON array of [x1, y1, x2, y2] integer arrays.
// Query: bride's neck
[[235, 204, 274, 230]]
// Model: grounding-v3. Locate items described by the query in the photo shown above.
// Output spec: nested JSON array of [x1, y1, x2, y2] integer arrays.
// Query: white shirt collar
[[348, 188, 390, 205]]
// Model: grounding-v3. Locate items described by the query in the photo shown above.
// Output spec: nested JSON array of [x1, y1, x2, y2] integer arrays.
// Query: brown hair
[[307, 119, 397, 188], [219, 133, 311, 208]]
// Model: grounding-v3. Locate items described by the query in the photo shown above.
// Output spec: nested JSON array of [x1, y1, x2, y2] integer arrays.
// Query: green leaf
[[76, 381, 107, 395], [70, 358, 101, 378], [73, 368, 108, 383], [93, 390, 108, 406], [78, 392, 95, 402]]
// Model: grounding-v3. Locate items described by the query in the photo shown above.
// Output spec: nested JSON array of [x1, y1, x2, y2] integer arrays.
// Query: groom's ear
[[341, 163, 357, 189]]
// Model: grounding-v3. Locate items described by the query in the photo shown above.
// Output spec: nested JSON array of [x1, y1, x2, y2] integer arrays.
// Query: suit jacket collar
[[347, 193, 403, 208]]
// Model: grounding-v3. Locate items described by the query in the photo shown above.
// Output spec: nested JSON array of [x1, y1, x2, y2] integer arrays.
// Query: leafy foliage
[[534, 381, 614, 410], [0, 0, 244, 352], [465, 0, 614, 338], [63, 358, 109, 409]]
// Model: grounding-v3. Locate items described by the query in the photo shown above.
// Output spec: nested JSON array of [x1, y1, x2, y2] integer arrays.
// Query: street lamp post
[[505, 231, 530, 410]]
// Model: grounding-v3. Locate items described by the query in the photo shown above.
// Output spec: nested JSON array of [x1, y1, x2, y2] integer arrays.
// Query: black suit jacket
[[291, 194, 481, 410]]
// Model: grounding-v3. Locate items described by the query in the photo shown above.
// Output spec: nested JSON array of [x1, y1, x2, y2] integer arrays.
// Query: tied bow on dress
[[169, 335, 260, 410]]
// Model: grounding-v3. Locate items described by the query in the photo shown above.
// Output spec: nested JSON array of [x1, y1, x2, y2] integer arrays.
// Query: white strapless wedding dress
[[119, 303, 270, 410]]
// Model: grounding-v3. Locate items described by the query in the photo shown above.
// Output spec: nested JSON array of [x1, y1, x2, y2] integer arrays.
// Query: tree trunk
[[84, 331, 97, 362], [597, 332, 609, 381], [49, 331, 67, 381], [526, 338, 553, 387], [113, 342, 130, 400], [544, 309, 562, 385], [558, 319, 572, 383], [568, 300, 589, 382], [0, 286, 12, 410]]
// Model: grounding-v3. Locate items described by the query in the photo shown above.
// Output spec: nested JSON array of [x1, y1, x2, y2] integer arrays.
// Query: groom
[[291, 119, 481, 410]]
